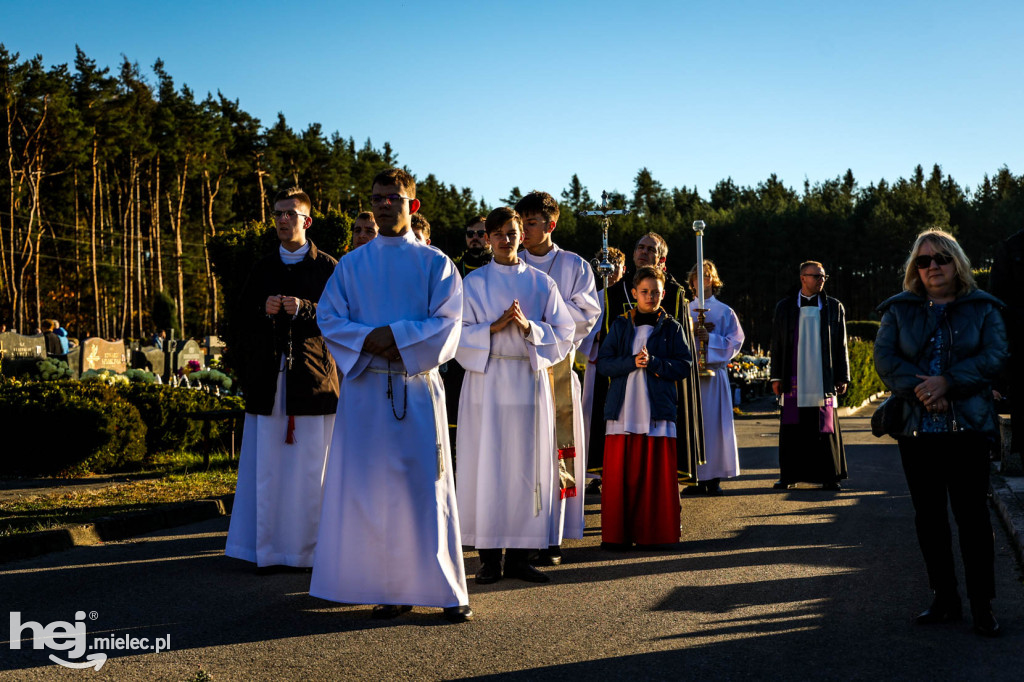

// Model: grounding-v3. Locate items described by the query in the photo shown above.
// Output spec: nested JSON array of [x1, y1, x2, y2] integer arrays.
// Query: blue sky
[[4, 0, 1022, 206]]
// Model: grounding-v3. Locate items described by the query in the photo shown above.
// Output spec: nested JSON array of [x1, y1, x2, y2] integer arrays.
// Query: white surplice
[[225, 361, 334, 567], [311, 231, 468, 609], [456, 261, 575, 549], [688, 295, 745, 479], [520, 244, 601, 540]]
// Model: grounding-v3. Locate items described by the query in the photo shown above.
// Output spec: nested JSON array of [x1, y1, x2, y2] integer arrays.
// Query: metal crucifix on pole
[[576, 190, 631, 289]]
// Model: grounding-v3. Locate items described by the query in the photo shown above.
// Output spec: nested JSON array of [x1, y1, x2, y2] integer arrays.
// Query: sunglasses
[[466, 230, 486, 238], [914, 252, 953, 269]]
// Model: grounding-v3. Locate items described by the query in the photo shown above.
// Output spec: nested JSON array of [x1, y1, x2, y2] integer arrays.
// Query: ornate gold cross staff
[[577, 190, 631, 288], [692, 220, 714, 377]]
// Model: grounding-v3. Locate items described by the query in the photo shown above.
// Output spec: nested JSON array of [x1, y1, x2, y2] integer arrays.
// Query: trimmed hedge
[[118, 384, 243, 454], [0, 381, 147, 476], [839, 338, 886, 408], [0, 381, 244, 476]]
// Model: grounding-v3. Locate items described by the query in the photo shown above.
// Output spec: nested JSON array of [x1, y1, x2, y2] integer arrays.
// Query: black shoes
[[822, 482, 842, 491], [372, 604, 412, 619], [443, 605, 474, 623], [772, 480, 793, 490], [682, 480, 724, 496], [915, 593, 962, 625], [371, 603, 474, 623], [475, 562, 503, 585], [505, 562, 551, 583], [533, 546, 563, 566], [971, 601, 1000, 637]]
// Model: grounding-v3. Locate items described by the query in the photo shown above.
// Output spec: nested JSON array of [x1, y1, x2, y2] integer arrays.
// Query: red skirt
[[602, 434, 681, 545]]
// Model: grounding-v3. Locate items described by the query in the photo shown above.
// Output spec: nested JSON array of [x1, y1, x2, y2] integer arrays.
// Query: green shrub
[[839, 338, 885, 408], [846, 320, 881, 341], [116, 384, 243, 454], [0, 382, 147, 476]]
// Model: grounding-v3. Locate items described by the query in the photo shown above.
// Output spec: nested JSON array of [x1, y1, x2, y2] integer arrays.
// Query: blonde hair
[[902, 228, 976, 297], [686, 259, 723, 296]]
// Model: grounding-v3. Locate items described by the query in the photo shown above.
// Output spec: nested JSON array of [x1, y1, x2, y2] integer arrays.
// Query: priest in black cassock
[[769, 260, 849, 491]]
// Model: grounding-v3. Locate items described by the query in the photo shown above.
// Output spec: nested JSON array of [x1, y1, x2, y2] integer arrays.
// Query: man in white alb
[[516, 191, 601, 564], [456, 207, 575, 584], [312, 168, 472, 623]]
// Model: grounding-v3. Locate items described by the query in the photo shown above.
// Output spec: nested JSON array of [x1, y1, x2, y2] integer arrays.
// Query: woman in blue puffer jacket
[[874, 228, 1008, 637]]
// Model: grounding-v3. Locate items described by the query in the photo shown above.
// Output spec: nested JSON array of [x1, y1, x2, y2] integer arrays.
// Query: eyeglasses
[[273, 209, 308, 220], [370, 193, 411, 206], [801, 273, 829, 281], [914, 252, 953, 269], [466, 230, 486, 238]]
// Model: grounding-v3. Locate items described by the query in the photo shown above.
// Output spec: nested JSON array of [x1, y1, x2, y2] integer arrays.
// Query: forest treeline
[[3, 45, 1024, 349]]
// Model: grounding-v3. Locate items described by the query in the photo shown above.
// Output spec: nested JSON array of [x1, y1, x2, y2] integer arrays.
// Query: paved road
[[3, 410, 1023, 681]]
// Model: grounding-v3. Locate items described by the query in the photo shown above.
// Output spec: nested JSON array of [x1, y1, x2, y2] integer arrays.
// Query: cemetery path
[[2, 409, 1024, 680], [0, 473, 162, 503]]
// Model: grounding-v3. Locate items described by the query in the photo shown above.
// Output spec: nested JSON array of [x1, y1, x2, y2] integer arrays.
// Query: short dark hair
[[635, 232, 668, 261], [411, 213, 431, 239], [485, 207, 522, 234], [465, 215, 487, 229], [514, 190, 559, 223], [372, 168, 416, 199], [633, 265, 666, 288], [273, 186, 312, 213], [355, 211, 375, 223]]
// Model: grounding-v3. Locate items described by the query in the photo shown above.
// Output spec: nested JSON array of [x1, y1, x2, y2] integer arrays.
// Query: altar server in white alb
[[311, 168, 472, 624], [225, 187, 339, 571], [686, 260, 745, 495], [516, 191, 601, 563], [457, 207, 575, 585]]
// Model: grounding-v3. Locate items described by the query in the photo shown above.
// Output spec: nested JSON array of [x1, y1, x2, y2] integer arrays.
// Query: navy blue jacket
[[597, 309, 692, 422], [874, 289, 1008, 437]]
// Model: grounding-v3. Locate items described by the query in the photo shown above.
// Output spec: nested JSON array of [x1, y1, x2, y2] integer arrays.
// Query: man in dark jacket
[[225, 186, 339, 571], [770, 260, 850, 490]]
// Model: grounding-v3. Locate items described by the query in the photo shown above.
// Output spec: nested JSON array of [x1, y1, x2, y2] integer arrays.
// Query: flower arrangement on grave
[[187, 369, 233, 392], [80, 368, 130, 386], [36, 357, 73, 381], [124, 368, 158, 384]]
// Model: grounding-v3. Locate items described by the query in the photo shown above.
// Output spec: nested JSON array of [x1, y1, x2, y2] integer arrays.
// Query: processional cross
[[576, 190, 631, 289]]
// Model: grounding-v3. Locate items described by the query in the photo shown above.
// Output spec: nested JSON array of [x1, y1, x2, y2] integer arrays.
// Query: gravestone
[[132, 346, 167, 378], [0, 332, 46, 375], [65, 346, 81, 379], [205, 335, 226, 364], [173, 339, 205, 373], [80, 337, 127, 374]]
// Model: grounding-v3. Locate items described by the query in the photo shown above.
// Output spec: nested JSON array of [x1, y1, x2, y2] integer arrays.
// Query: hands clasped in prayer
[[489, 300, 530, 335], [915, 373, 950, 413], [635, 346, 649, 368], [363, 325, 402, 362], [265, 295, 302, 316]]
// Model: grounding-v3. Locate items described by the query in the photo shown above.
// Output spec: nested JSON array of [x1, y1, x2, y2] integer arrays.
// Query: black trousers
[[898, 432, 995, 601], [479, 548, 533, 566]]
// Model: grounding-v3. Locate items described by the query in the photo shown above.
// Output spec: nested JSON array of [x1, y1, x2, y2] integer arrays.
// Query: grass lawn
[[0, 452, 237, 537]]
